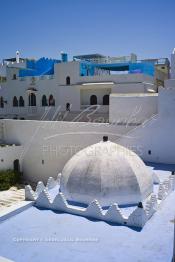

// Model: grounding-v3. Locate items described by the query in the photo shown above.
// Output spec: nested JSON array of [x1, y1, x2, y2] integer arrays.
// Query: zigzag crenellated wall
[[25, 173, 175, 228]]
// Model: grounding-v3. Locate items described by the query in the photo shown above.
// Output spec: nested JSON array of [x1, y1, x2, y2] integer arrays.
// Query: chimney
[[103, 136, 108, 142], [16, 51, 20, 63]]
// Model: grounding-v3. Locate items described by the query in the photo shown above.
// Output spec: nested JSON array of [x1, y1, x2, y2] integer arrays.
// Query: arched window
[[13, 96, 18, 107], [90, 95, 97, 105], [42, 95, 48, 106], [66, 76, 70, 85], [0, 97, 4, 108], [103, 94, 109, 105], [19, 96, 25, 107], [29, 93, 36, 106], [49, 95, 55, 106]]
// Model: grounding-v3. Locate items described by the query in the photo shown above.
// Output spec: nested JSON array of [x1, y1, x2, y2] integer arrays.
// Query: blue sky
[[0, 0, 175, 61]]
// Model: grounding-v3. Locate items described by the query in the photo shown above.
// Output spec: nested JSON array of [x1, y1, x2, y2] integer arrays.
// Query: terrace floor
[[0, 163, 175, 262]]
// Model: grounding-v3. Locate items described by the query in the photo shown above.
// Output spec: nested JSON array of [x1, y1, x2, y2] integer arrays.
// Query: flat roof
[[111, 93, 158, 97], [0, 163, 174, 262], [73, 54, 105, 60], [3, 58, 26, 62], [82, 82, 114, 86]]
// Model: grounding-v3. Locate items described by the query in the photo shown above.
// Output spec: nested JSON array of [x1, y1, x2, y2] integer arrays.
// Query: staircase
[[0, 188, 25, 210]]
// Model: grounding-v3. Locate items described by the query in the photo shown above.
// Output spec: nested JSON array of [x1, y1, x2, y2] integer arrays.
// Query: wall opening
[[90, 95, 97, 105], [0, 97, 4, 108], [66, 76, 70, 85], [42, 95, 48, 106], [66, 103, 70, 111], [19, 96, 25, 107], [13, 96, 18, 107], [14, 159, 20, 172], [103, 94, 109, 105], [49, 95, 55, 106], [29, 93, 36, 106], [13, 74, 17, 80]]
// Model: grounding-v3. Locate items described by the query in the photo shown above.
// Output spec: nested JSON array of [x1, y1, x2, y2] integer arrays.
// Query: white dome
[[60, 141, 153, 206]]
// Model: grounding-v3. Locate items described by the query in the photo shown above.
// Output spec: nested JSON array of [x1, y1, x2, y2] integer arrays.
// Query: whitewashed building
[[0, 50, 174, 183], [0, 51, 168, 122]]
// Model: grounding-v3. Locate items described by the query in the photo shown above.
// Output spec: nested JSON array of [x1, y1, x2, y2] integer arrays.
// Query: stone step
[[12, 191, 24, 195], [8, 196, 24, 200], [6, 199, 23, 203], [0, 200, 14, 205]]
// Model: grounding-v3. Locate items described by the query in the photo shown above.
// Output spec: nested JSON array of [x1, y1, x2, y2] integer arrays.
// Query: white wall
[[0, 64, 6, 77], [0, 61, 156, 120], [58, 85, 80, 111], [1, 120, 134, 182], [0, 145, 23, 171], [112, 83, 145, 93], [55, 61, 80, 85], [118, 88, 175, 164], [81, 88, 111, 105], [158, 87, 175, 118], [164, 79, 175, 88], [171, 51, 175, 79], [0, 69, 82, 117], [1, 82, 175, 182], [118, 116, 175, 164], [80, 73, 153, 85], [109, 94, 158, 124]]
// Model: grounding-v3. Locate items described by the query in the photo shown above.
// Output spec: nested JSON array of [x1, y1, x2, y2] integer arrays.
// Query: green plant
[[0, 170, 21, 191], [0, 144, 6, 147]]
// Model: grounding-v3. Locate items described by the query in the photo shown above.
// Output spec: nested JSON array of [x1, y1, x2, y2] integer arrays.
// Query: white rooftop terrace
[[0, 163, 174, 262]]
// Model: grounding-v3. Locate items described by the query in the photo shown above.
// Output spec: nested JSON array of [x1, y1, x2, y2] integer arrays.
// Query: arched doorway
[[13, 96, 18, 107], [66, 76, 70, 85], [29, 93, 36, 106], [14, 159, 20, 172], [42, 95, 48, 106], [49, 95, 55, 106], [103, 95, 109, 105], [90, 95, 97, 105], [66, 103, 70, 111], [19, 96, 25, 107], [0, 97, 4, 108]]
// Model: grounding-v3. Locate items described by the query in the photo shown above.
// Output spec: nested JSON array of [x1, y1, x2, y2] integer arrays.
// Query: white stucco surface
[[171, 51, 175, 79], [109, 93, 158, 124], [1, 119, 135, 182], [0, 145, 23, 171], [0, 59, 155, 120], [118, 86, 175, 164], [60, 141, 153, 206]]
